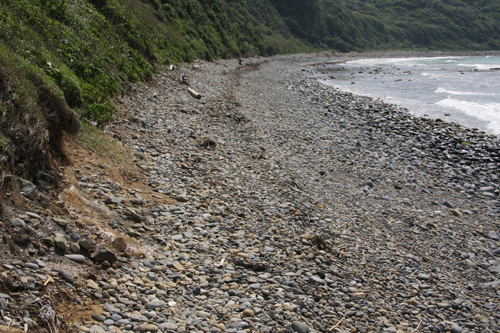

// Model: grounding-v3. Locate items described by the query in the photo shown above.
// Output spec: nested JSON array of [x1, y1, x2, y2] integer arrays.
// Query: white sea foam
[[421, 72, 444, 80], [347, 56, 461, 67], [435, 99, 500, 134], [457, 63, 499, 70], [435, 87, 496, 96]]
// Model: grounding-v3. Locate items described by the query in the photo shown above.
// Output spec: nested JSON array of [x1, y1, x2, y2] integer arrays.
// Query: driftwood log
[[187, 87, 201, 99]]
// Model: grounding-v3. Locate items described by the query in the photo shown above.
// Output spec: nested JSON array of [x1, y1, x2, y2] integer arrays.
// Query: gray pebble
[[291, 321, 309, 333]]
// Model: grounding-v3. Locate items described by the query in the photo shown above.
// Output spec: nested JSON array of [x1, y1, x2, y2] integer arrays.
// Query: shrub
[[81, 102, 115, 127]]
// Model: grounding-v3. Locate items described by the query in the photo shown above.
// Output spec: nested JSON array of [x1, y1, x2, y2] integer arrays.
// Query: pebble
[[86, 279, 99, 290], [443, 201, 455, 208], [487, 230, 499, 241], [58, 269, 74, 284], [113, 236, 127, 252], [144, 300, 166, 310], [70, 242, 80, 253], [9, 218, 25, 227], [18, 178, 36, 196], [65, 254, 85, 262], [292, 321, 310, 333], [242, 309, 254, 317], [0, 299, 7, 310], [78, 238, 94, 250], [91, 314, 105, 322], [142, 324, 158, 332], [25, 263, 39, 270], [54, 236, 68, 251]]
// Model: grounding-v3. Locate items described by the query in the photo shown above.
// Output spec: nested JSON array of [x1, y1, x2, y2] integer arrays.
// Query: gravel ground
[[1, 52, 500, 333]]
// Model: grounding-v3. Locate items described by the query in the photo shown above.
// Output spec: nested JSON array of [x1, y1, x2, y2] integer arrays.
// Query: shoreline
[[305, 50, 500, 63], [307, 51, 500, 137]]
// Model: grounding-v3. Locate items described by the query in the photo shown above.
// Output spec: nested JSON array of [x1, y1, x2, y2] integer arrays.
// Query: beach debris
[[187, 87, 201, 99]]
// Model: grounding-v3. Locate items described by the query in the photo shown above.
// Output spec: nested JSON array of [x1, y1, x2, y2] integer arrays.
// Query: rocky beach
[[1, 52, 500, 333]]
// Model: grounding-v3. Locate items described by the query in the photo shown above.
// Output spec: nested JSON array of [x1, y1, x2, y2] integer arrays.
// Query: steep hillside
[[269, 0, 400, 52], [269, 0, 500, 51], [338, 0, 500, 50]]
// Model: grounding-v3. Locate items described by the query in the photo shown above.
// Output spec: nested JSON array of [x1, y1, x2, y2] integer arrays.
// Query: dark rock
[[92, 313, 106, 322], [291, 321, 310, 333], [91, 244, 117, 263], [362, 180, 374, 188], [443, 201, 455, 208], [59, 269, 74, 284], [175, 195, 190, 202], [70, 233, 81, 241]]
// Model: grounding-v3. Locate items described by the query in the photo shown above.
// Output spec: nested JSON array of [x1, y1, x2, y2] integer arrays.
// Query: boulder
[[113, 236, 127, 252], [91, 244, 117, 263], [54, 236, 68, 251], [78, 238, 94, 250]]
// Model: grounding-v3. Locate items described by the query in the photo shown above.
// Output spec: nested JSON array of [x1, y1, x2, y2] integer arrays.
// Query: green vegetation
[[337, 0, 500, 50], [269, 0, 399, 52]]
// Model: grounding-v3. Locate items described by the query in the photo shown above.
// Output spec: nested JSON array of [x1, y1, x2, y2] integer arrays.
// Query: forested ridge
[[1, 0, 499, 188], [337, 0, 500, 50]]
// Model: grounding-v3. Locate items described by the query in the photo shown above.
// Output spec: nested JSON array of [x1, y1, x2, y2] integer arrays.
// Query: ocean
[[319, 56, 500, 135]]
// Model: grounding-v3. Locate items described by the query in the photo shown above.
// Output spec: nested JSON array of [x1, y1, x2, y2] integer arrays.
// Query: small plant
[[81, 103, 114, 127], [0, 139, 7, 155]]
